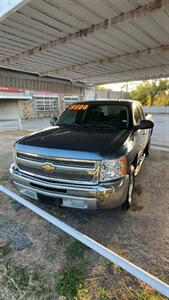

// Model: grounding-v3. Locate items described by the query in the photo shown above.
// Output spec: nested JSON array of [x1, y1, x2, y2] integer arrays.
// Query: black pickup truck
[[10, 100, 154, 210]]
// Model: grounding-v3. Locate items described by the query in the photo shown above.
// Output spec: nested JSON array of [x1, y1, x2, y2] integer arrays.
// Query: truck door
[[137, 103, 149, 149], [133, 104, 145, 161]]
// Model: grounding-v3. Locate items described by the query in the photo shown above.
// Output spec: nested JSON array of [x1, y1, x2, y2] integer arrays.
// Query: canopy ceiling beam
[[40, 44, 169, 77], [0, 0, 168, 66], [85, 64, 169, 85]]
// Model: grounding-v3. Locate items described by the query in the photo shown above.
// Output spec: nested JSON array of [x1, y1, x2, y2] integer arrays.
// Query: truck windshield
[[57, 103, 130, 129]]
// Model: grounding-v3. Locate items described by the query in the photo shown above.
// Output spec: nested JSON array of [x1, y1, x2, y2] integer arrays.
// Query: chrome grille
[[16, 152, 99, 184], [18, 164, 94, 182], [17, 153, 95, 170]]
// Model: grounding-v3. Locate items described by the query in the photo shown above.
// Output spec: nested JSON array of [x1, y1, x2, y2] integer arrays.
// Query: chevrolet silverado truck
[[10, 100, 154, 210]]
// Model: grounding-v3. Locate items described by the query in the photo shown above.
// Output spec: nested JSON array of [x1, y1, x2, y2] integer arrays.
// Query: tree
[[130, 79, 169, 106]]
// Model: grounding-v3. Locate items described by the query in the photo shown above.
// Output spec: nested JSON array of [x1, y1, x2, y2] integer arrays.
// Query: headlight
[[100, 157, 127, 181]]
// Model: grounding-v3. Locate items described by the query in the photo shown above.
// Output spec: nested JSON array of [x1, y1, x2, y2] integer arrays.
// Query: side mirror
[[135, 119, 154, 130], [50, 117, 58, 126]]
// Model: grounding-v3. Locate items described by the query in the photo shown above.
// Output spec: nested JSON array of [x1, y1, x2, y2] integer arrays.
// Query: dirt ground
[[0, 131, 168, 300]]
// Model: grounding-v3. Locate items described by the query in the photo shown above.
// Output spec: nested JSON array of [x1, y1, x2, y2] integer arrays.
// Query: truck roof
[[74, 99, 135, 106]]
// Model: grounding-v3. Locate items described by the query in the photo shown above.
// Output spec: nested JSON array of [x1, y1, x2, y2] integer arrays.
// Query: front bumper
[[10, 164, 129, 210]]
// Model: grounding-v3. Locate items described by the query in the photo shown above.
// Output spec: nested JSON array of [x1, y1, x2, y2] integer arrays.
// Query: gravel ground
[[0, 131, 168, 299]]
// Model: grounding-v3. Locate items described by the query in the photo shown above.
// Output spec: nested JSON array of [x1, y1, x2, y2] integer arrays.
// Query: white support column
[[18, 117, 22, 130]]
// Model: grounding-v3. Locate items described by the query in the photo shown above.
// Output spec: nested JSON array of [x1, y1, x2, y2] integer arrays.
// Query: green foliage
[[56, 266, 83, 299], [56, 234, 69, 246], [130, 79, 169, 106], [48, 208, 61, 218], [0, 259, 55, 299], [98, 85, 109, 91], [97, 286, 112, 299], [129, 289, 164, 300], [56, 239, 88, 299], [0, 243, 11, 256], [65, 240, 87, 260], [76, 284, 89, 300], [47, 252, 56, 263], [3, 262, 29, 291]]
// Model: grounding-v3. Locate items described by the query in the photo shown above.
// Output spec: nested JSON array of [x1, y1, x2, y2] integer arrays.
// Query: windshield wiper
[[59, 123, 81, 127], [59, 123, 116, 129], [98, 125, 115, 129], [81, 124, 116, 129]]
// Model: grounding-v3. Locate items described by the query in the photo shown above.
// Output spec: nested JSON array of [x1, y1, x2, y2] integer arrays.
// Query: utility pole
[[94, 85, 98, 100]]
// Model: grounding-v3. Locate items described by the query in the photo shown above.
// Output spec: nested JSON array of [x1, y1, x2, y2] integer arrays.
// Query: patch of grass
[[47, 253, 56, 263], [30, 271, 53, 299], [76, 284, 89, 300], [127, 288, 165, 300], [0, 243, 11, 256], [56, 235, 69, 246], [133, 290, 162, 300], [0, 223, 5, 229], [0, 177, 5, 183], [0, 260, 55, 299], [0, 130, 32, 136], [108, 261, 121, 274], [65, 240, 87, 260], [0, 172, 9, 182], [97, 286, 112, 300], [49, 209, 61, 218], [3, 262, 29, 291], [56, 266, 83, 299], [19, 130, 32, 135], [56, 240, 89, 299]]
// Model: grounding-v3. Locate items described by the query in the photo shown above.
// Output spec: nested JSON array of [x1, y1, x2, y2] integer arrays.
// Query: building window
[[64, 96, 80, 107], [35, 96, 59, 111]]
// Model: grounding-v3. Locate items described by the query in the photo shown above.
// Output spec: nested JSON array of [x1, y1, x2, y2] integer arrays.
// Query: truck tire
[[122, 166, 135, 210]]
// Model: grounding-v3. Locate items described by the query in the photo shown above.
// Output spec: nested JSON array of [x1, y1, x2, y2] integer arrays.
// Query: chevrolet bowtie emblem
[[42, 164, 55, 172]]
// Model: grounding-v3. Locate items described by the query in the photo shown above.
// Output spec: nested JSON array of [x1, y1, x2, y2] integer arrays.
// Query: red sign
[[0, 87, 24, 93]]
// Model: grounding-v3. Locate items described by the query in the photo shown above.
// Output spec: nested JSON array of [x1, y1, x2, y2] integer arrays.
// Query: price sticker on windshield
[[68, 104, 88, 111]]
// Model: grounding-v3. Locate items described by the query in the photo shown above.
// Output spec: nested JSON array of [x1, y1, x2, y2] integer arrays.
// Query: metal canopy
[[0, 0, 169, 85]]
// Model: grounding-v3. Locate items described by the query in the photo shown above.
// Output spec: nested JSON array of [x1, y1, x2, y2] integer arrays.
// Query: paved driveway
[[22, 117, 51, 131], [21, 114, 169, 148], [151, 115, 169, 147]]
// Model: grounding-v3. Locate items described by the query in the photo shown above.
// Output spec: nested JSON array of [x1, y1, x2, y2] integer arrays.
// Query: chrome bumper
[[10, 164, 129, 210]]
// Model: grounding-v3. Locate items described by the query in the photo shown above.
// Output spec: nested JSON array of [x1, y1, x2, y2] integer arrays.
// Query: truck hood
[[16, 126, 131, 160]]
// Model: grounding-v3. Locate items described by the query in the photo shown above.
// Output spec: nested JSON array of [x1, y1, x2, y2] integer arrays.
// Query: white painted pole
[[0, 184, 169, 298], [18, 117, 22, 130]]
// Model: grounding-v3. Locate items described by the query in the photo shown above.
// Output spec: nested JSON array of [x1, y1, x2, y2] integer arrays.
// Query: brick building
[[0, 87, 83, 120]]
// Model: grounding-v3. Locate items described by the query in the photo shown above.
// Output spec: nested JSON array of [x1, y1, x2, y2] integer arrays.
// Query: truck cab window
[[58, 103, 130, 129], [134, 105, 142, 125], [138, 104, 145, 120]]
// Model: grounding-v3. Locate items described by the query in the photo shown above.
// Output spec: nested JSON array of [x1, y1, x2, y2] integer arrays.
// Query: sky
[[103, 78, 169, 92], [103, 81, 142, 92]]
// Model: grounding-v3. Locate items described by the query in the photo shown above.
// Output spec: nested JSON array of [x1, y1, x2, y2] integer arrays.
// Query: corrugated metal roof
[[0, 0, 169, 84]]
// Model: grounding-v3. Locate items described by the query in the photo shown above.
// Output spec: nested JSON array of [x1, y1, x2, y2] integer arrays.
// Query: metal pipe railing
[[0, 184, 169, 298]]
